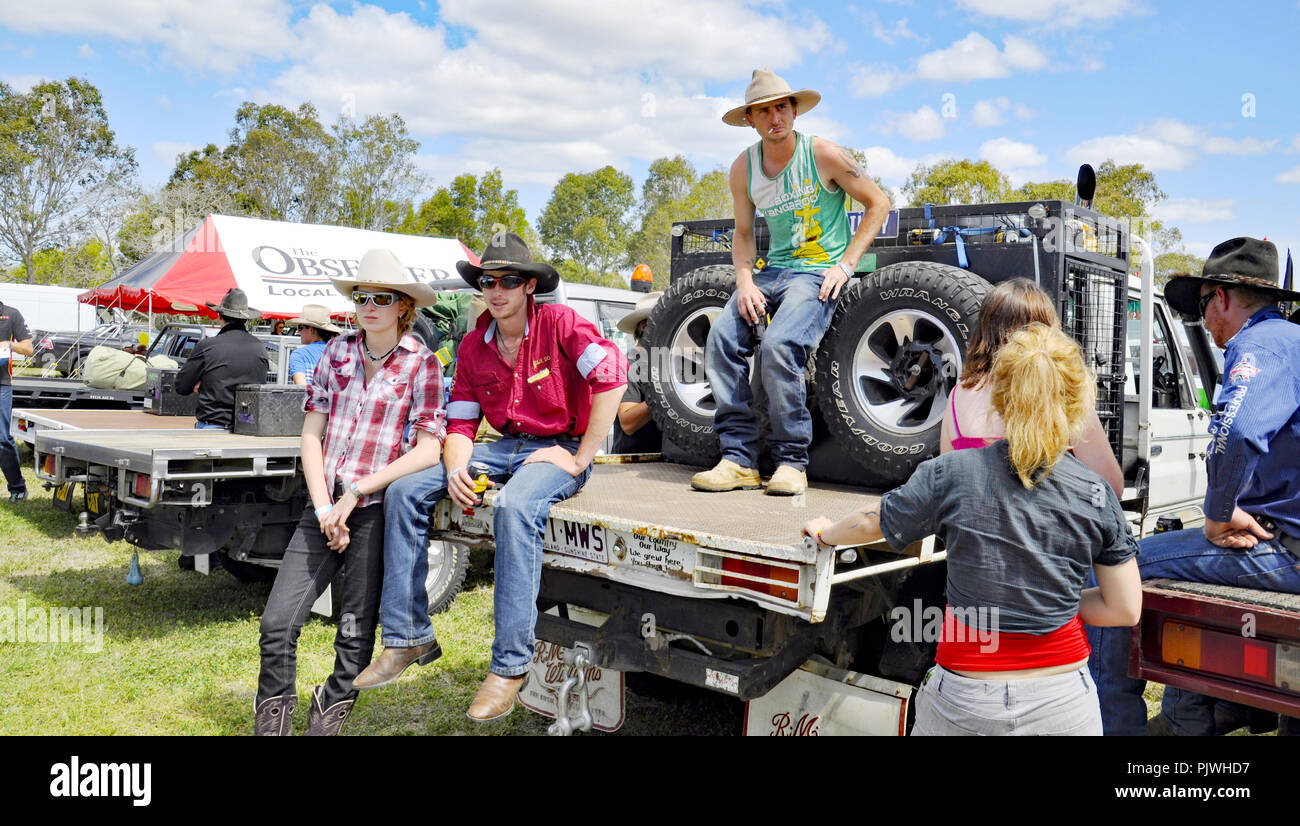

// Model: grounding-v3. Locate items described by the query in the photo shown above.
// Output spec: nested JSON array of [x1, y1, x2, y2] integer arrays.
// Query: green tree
[[626, 157, 732, 289], [226, 102, 338, 223], [399, 168, 535, 253], [1154, 250, 1204, 288], [1010, 179, 1075, 202], [538, 166, 635, 281], [335, 113, 425, 232], [0, 77, 137, 282], [901, 159, 1009, 207], [1, 238, 114, 288]]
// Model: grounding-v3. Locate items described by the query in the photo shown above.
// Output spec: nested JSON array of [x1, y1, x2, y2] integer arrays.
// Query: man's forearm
[[442, 432, 474, 475], [731, 227, 758, 285], [10, 338, 33, 357], [576, 387, 624, 467], [838, 204, 888, 271]]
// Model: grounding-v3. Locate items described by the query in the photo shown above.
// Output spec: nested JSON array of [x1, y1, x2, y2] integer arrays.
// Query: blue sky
[[3, 0, 1298, 265]]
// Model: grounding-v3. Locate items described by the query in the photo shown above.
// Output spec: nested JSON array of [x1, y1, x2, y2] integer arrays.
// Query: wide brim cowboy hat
[[330, 248, 439, 307], [721, 68, 821, 127], [617, 291, 664, 335], [1164, 236, 1300, 316], [287, 303, 343, 335], [456, 232, 560, 293], [206, 288, 261, 320]]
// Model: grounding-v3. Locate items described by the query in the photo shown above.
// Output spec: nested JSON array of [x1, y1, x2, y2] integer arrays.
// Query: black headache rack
[[670, 199, 1131, 463]]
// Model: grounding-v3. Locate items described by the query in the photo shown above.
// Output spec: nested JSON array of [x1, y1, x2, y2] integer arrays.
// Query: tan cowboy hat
[[330, 248, 439, 307], [617, 291, 664, 335], [287, 303, 343, 335], [721, 68, 821, 127]]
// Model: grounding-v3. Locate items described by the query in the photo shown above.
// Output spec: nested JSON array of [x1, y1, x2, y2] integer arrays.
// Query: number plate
[[519, 641, 624, 732], [543, 518, 609, 563]]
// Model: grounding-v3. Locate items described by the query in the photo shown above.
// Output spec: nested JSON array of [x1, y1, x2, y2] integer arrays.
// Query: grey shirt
[[880, 441, 1137, 633]]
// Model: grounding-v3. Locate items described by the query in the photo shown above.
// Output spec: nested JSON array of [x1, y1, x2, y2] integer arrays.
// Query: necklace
[[363, 336, 398, 362]]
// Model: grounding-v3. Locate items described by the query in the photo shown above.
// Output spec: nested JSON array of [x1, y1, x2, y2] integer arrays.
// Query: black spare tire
[[814, 261, 991, 488]]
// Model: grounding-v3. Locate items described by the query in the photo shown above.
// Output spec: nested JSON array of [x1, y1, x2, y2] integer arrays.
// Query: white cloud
[[953, 0, 1136, 25], [0, 74, 47, 91], [887, 106, 946, 141], [1277, 165, 1300, 184], [851, 64, 907, 98], [1201, 136, 1277, 155], [1067, 135, 1198, 171], [1140, 118, 1203, 147], [151, 141, 200, 167], [0, 0, 293, 73], [969, 97, 1032, 127], [979, 137, 1046, 169], [856, 9, 925, 45], [855, 146, 950, 185], [1292, 133, 1300, 152], [1150, 198, 1237, 223], [77, 43, 95, 59], [915, 32, 1047, 83]]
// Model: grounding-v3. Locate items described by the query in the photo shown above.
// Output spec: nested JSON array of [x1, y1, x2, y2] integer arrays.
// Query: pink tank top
[[949, 390, 999, 450]]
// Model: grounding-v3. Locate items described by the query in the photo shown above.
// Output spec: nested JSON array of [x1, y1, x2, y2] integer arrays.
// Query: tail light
[[1162, 620, 1300, 694], [38, 337, 52, 350], [721, 557, 799, 602], [132, 473, 152, 499], [43, 455, 55, 475]]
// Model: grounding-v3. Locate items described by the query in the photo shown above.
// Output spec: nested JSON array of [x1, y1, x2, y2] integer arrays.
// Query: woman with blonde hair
[[802, 323, 1141, 736], [941, 278, 1123, 496]]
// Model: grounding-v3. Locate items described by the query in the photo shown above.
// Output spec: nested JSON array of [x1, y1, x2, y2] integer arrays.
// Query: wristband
[[835, 261, 853, 279], [349, 480, 363, 499], [448, 466, 464, 480], [817, 529, 831, 547], [315, 506, 331, 518]]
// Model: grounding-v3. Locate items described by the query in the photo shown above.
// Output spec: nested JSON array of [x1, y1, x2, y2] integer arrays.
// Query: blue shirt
[[289, 341, 326, 381], [1204, 307, 1300, 538]]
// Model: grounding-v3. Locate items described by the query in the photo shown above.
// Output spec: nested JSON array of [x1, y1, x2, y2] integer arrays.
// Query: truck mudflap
[[1135, 579, 1300, 717], [744, 659, 913, 736]]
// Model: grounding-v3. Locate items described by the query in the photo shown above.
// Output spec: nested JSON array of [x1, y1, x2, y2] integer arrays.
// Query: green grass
[[0, 464, 740, 736]]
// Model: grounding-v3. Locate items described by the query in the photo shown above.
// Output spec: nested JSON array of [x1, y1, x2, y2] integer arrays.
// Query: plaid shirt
[[303, 331, 446, 506], [446, 301, 626, 441]]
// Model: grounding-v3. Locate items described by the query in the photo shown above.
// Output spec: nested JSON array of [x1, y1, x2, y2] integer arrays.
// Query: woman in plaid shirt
[[254, 248, 447, 736]]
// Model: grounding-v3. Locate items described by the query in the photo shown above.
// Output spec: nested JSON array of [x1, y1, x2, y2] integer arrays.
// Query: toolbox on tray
[[144, 368, 198, 416], [233, 384, 307, 436]]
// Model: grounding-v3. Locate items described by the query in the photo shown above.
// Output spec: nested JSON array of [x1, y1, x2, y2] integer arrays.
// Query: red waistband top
[[935, 607, 1091, 671]]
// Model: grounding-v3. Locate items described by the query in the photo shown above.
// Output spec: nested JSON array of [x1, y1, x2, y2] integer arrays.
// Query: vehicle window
[[178, 336, 199, 359], [1126, 302, 1192, 409], [598, 301, 636, 355]]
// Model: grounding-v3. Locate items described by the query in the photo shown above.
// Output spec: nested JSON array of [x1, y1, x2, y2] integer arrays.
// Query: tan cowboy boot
[[466, 673, 526, 723], [352, 640, 442, 690], [766, 465, 807, 496], [690, 458, 762, 492]]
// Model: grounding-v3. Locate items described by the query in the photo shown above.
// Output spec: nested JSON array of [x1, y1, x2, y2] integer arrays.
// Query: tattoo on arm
[[838, 149, 866, 179]]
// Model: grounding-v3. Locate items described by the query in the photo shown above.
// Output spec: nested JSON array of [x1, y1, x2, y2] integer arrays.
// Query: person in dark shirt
[[612, 291, 663, 454], [176, 289, 269, 429], [0, 300, 34, 501]]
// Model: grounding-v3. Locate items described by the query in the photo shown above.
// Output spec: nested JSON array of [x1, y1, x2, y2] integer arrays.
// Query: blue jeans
[[0, 384, 24, 495], [380, 435, 591, 676], [1087, 527, 1300, 735], [704, 266, 839, 470]]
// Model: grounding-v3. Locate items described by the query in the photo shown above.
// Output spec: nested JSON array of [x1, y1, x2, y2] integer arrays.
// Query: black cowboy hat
[[456, 232, 560, 293], [205, 288, 261, 320], [1165, 236, 1300, 316]]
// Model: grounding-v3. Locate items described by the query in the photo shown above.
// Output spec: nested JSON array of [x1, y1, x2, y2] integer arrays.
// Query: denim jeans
[[704, 266, 839, 470], [1087, 527, 1300, 735], [911, 664, 1102, 736], [381, 434, 591, 676], [257, 504, 385, 708], [0, 384, 25, 495]]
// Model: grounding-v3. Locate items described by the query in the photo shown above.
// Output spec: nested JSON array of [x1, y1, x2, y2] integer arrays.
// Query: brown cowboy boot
[[352, 640, 442, 690], [253, 694, 296, 736], [305, 686, 355, 736], [466, 673, 526, 723]]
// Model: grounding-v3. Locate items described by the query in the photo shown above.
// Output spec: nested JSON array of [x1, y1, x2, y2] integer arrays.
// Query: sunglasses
[[351, 290, 400, 307], [479, 274, 526, 290], [1196, 289, 1218, 319]]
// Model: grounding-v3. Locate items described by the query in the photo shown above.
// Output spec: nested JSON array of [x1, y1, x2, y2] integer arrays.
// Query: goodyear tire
[[814, 262, 990, 487], [425, 538, 470, 615], [642, 265, 740, 461]]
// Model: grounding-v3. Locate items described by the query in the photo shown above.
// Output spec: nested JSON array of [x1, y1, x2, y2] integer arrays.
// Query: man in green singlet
[[692, 68, 891, 496]]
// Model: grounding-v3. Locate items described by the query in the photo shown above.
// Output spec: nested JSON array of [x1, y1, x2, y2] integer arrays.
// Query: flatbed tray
[[15, 408, 198, 431], [37, 428, 301, 478]]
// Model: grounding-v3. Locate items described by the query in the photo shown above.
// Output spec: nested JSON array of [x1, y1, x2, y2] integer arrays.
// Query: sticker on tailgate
[[543, 518, 608, 563], [519, 641, 624, 732]]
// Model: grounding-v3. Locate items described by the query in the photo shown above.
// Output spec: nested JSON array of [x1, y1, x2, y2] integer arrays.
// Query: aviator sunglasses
[[351, 290, 400, 307], [479, 274, 526, 290]]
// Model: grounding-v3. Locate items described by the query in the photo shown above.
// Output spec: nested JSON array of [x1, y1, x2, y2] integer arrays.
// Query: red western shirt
[[446, 300, 627, 441]]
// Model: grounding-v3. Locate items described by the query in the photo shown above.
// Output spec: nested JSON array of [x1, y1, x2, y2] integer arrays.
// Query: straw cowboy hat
[[456, 232, 560, 293], [287, 304, 343, 335], [721, 68, 821, 127], [1164, 236, 1300, 316], [330, 248, 439, 307], [206, 288, 261, 320], [617, 291, 664, 335]]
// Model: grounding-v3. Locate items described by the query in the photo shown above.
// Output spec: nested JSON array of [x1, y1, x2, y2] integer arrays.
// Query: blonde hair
[[990, 323, 1095, 488], [396, 294, 417, 335]]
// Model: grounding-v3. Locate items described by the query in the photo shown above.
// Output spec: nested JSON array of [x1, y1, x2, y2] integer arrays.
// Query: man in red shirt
[[354, 233, 627, 722]]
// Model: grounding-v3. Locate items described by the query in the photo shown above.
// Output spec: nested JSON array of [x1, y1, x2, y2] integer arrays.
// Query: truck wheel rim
[[850, 309, 961, 435], [668, 306, 722, 417], [425, 540, 445, 593]]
